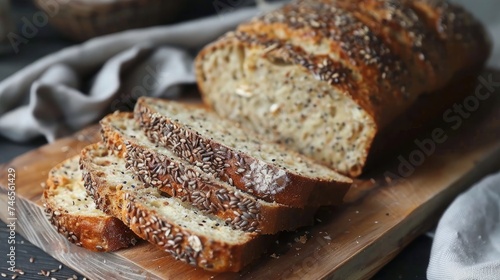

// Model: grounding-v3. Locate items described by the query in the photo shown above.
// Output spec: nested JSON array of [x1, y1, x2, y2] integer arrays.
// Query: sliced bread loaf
[[80, 143, 271, 272], [42, 155, 137, 252], [134, 97, 352, 207], [100, 112, 318, 234], [195, 0, 490, 177]]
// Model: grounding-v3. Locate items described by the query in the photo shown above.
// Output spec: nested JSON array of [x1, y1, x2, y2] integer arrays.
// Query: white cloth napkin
[[427, 173, 500, 280]]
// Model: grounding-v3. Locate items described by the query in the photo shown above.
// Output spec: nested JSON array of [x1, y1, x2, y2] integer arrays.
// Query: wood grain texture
[[1, 71, 500, 279]]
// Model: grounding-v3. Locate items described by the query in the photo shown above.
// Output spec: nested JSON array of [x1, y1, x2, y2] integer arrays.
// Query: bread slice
[[80, 143, 271, 272], [134, 97, 352, 208], [42, 155, 137, 252], [195, 0, 490, 177], [100, 112, 318, 234]]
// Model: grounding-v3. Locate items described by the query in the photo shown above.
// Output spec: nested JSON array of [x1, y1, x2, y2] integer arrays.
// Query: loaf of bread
[[42, 156, 137, 252], [195, 0, 491, 176], [100, 112, 319, 234], [80, 143, 271, 272], [135, 97, 352, 207]]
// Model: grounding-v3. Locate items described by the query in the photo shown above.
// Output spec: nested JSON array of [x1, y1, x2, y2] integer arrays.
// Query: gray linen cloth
[[0, 5, 278, 142], [1, 1, 500, 279]]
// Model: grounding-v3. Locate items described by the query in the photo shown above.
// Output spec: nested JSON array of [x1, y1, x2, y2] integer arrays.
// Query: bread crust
[[42, 156, 137, 252], [195, 0, 490, 177], [135, 98, 352, 207], [80, 143, 271, 272]]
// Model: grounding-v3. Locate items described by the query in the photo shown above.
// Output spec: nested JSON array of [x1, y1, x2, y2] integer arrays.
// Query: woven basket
[[34, 0, 183, 41]]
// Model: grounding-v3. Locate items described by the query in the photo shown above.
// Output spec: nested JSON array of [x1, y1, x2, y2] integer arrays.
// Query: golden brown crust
[[80, 143, 271, 272], [42, 156, 136, 252], [411, 0, 491, 69], [99, 112, 319, 234], [334, 0, 445, 88], [134, 98, 352, 207]]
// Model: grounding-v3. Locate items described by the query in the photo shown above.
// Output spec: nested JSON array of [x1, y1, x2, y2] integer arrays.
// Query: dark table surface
[[0, 1, 431, 279]]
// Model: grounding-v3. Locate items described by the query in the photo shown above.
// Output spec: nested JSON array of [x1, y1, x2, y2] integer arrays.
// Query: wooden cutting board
[[1, 71, 500, 280]]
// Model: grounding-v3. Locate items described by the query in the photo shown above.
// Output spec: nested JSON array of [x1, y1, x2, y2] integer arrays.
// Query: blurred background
[[0, 0, 223, 56], [0, 0, 222, 42]]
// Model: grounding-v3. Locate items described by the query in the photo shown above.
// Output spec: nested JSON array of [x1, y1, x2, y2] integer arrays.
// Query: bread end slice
[[42, 155, 137, 252]]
